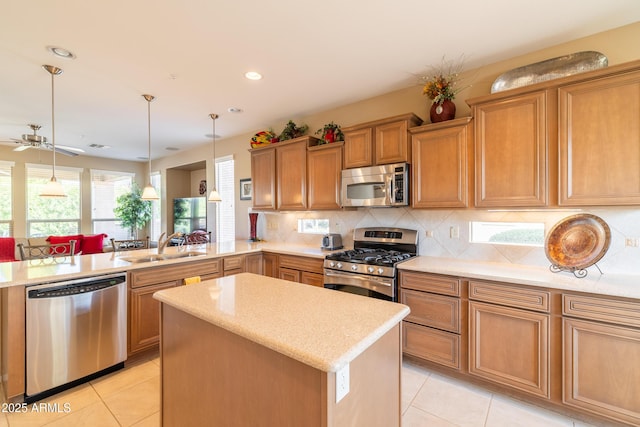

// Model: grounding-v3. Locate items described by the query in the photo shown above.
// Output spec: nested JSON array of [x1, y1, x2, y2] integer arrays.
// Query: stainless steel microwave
[[341, 163, 409, 207]]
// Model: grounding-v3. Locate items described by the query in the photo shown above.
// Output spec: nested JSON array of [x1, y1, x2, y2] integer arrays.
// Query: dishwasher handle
[[27, 275, 126, 299]]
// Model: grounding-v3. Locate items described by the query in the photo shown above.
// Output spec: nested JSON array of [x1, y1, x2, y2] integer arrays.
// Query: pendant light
[[208, 113, 222, 202], [141, 94, 159, 200], [40, 65, 66, 197]]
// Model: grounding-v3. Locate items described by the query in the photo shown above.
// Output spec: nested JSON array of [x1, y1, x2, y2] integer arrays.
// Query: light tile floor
[[0, 355, 600, 427]]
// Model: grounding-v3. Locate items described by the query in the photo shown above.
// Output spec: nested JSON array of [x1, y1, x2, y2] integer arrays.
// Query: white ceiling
[[0, 1, 639, 161]]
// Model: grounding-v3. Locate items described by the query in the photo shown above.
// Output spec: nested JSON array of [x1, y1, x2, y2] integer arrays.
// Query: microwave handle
[[385, 174, 393, 205]]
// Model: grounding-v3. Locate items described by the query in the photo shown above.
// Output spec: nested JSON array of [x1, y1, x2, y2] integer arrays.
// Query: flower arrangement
[[278, 120, 308, 141], [250, 130, 276, 148], [315, 121, 344, 144], [419, 55, 467, 105]]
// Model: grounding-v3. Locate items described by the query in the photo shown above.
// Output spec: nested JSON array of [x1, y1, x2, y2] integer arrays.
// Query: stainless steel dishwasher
[[25, 273, 127, 402]]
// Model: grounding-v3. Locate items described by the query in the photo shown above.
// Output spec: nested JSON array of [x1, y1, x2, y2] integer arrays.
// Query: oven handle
[[324, 270, 392, 287]]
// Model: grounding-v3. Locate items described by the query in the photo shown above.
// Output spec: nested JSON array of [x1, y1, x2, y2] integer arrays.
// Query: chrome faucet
[[157, 232, 183, 254]]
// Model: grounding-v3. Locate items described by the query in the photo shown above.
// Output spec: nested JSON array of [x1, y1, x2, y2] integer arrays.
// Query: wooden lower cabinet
[[263, 252, 279, 278], [469, 301, 550, 398], [129, 281, 178, 355], [245, 253, 263, 274], [403, 321, 461, 370], [278, 254, 324, 287], [128, 258, 222, 356], [562, 293, 640, 425]]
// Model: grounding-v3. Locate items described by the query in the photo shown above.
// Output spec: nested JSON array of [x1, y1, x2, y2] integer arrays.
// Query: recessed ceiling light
[[204, 134, 221, 139], [136, 156, 148, 160], [245, 71, 262, 80], [165, 147, 180, 151], [46, 46, 76, 59], [88, 143, 111, 149], [228, 107, 243, 113]]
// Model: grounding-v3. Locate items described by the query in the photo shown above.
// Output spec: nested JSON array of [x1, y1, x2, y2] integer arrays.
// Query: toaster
[[321, 233, 343, 250]]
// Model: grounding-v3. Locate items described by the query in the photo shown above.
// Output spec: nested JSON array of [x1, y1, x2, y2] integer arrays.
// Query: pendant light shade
[[208, 113, 222, 203], [40, 65, 66, 197], [141, 94, 159, 201]]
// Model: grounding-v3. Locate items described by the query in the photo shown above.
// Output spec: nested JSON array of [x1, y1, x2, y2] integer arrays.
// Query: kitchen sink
[[121, 251, 206, 263]]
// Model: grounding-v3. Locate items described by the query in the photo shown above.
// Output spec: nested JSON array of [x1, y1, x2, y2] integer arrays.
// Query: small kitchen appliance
[[323, 227, 417, 301], [321, 233, 343, 250]]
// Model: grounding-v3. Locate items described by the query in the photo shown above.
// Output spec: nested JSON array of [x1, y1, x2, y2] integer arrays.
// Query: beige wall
[[5, 22, 640, 241]]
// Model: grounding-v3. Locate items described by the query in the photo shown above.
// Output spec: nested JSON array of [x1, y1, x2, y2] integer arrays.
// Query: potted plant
[[315, 121, 344, 144], [277, 120, 308, 141], [114, 183, 152, 239]]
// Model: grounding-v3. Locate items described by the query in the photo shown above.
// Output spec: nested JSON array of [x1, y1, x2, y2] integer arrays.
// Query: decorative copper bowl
[[545, 214, 611, 278]]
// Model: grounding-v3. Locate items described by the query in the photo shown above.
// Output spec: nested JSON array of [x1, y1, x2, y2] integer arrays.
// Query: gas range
[[323, 227, 418, 301]]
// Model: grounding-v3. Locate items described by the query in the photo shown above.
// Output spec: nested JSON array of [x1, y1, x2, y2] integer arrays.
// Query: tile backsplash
[[251, 207, 640, 275]]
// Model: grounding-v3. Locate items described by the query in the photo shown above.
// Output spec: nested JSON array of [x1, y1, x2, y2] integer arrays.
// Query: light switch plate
[[336, 363, 350, 403]]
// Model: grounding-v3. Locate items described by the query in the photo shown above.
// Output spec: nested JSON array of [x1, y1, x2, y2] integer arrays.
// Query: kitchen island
[[153, 273, 410, 427]]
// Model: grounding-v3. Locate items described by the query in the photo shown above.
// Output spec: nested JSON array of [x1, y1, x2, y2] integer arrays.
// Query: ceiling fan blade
[[56, 144, 85, 153], [52, 146, 79, 157], [13, 145, 31, 152]]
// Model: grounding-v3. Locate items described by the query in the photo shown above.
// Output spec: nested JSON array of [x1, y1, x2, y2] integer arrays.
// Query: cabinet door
[[300, 271, 324, 287], [279, 267, 300, 282], [251, 147, 277, 210], [411, 119, 471, 208], [469, 301, 550, 398], [129, 281, 178, 355], [473, 91, 548, 207], [245, 253, 263, 275], [307, 143, 343, 210], [276, 141, 307, 210], [343, 128, 373, 168], [375, 120, 410, 165], [262, 253, 278, 278], [559, 71, 640, 205], [563, 318, 640, 425]]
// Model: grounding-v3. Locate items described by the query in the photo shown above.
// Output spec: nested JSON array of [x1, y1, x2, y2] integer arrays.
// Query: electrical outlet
[[450, 226, 459, 239], [425, 230, 434, 237], [336, 363, 350, 403], [625, 238, 639, 247], [267, 221, 278, 230]]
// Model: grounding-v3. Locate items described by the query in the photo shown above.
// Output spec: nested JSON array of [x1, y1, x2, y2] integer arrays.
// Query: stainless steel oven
[[323, 227, 417, 301]]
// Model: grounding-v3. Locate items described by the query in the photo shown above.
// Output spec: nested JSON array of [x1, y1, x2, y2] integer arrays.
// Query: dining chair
[[110, 237, 150, 252], [18, 239, 77, 261]]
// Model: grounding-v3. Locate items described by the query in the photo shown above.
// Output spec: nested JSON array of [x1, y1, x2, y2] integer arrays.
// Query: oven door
[[324, 269, 395, 301]]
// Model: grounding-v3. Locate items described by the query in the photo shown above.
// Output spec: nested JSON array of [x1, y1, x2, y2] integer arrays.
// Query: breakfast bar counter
[[153, 273, 409, 427]]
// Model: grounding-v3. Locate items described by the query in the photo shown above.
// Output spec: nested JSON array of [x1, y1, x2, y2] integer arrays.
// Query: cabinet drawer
[[400, 271, 461, 296], [130, 258, 221, 288], [401, 289, 461, 333], [224, 255, 245, 271], [469, 280, 550, 313], [563, 294, 640, 328], [403, 321, 460, 370], [278, 255, 324, 275]]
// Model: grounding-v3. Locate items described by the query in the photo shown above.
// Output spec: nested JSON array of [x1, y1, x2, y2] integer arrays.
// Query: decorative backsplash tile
[[253, 207, 640, 275]]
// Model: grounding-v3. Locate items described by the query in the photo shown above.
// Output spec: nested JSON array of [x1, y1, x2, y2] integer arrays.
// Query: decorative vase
[[325, 129, 336, 143], [249, 213, 259, 241], [430, 99, 456, 123]]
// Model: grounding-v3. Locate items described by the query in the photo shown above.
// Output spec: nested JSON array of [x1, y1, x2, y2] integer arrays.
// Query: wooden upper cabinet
[[307, 142, 343, 210], [276, 138, 308, 210], [342, 113, 422, 168], [251, 147, 277, 210], [558, 69, 640, 205], [343, 127, 373, 168], [471, 91, 549, 207], [410, 117, 472, 208]]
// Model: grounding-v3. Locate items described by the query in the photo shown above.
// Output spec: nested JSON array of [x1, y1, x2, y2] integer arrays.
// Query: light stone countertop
[[153, 272, 409, 373], [399, 256, 640, 299], [0, 240, 335, 288]]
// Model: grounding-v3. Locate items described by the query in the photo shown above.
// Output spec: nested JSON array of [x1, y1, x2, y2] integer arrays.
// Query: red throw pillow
[[82, 234, 107, 254], [47, 234, 84, 254]]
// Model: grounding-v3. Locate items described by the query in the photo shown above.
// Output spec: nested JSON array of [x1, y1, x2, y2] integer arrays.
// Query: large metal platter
[[545, 214, 611, 271], [491, 51, 608, 93]]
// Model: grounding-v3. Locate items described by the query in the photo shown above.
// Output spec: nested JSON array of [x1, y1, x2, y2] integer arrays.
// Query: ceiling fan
[[1, 124, 84, 157]]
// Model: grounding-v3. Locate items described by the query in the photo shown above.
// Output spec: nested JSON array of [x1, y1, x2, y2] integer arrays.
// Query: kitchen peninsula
[[153, 273, 410, 427]]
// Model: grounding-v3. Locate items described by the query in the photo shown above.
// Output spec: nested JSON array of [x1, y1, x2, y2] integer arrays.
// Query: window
[[26, 164, 81, 237], [0, 161, 13, 236], [149, 172, 161, 240], [91, 169, 134, 240], [297, 219, 330, 234], [470, 221, 545, 247], [214, 156, 235, 242]]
